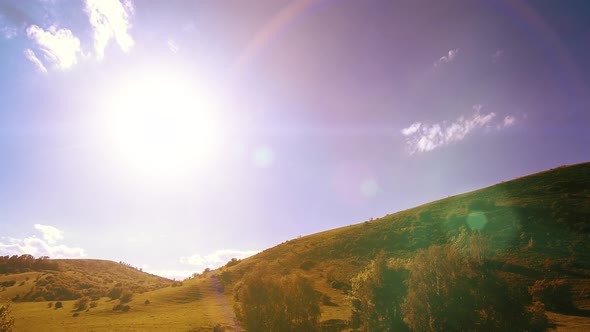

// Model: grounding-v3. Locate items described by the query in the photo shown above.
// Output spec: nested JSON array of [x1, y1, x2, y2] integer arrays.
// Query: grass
[[3, 161, 590, 330], [9, 273, 240, 331], [0, 259, 172, 302]]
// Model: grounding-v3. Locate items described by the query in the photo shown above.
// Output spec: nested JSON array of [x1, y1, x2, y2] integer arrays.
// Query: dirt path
[[205, 273, 243, 332]]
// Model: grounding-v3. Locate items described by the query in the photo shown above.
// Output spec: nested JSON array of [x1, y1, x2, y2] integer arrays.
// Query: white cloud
[[26, 25, 81, 70], [434, 48, 459, 67], [0, 224, 85, 258], [34, 224, 64, 244], [503, 115, 516, 127], [180, 249, 259, 269], [402, 104, 510, 153], [23, 48, 48, 73], [85, 0, 134, 59], [401, 122, 421, 136]]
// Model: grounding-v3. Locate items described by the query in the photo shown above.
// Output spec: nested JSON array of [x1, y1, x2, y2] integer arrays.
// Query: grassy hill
[[224, 162, 590, 329], [3, 162, 590, 331], [0, 259, 172, 302]]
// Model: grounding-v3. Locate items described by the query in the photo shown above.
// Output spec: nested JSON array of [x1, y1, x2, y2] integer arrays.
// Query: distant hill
[[0, 258, 172, 302]]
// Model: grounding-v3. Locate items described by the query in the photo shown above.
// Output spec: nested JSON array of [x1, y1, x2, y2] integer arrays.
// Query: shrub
[[350, 252, 408, 331], [54, 301, 63, 309], [529, 301, 553, 331], [144, 299, 150, 305], [119, 291, 133, 304], [0, 281, 15, 288], [108, 287, 123, 300], [47, 302, 53, 308], [220, 271, 233, 285], [225, 258, 240, 268], [89, 301, 98, 308], [300, 261, 315, 271], [235, 265, 320, 332], [0, 302, 15, 332], [72, 312, 79, 317], [112, 304, 130, 312], [74, 297, 90, 311], [529, 279, 575, 312]]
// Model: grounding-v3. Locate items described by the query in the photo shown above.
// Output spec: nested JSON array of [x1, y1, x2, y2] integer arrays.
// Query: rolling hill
[[3, 162, 590, 331], [0, 258, 172, 302]]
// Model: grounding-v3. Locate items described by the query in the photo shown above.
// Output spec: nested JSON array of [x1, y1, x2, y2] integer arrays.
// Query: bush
[[47, 302, 53, 308], [0, 302, 15, 332], [144, 299, 150, 305], [350, 252, 408, 331], [89, 301, 98, 308], [300, 261, 315, 271], [54, 301, 63, 309], [529, 279, 575, 312], [225, 258, 240, 268], [0, 281, 15, 288], [108, 288, 123, 300], [72, 312, 79, 317], [74, 297, 90, 311], [113, 304, 130, 312], [235, 265, 320, 332], [119, 291, 133, 304], [220, 271, 233, 285]]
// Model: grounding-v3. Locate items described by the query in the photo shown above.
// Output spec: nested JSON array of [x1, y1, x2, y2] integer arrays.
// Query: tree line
[[0, 255, 59, 274], [233, 230, 557, 331]]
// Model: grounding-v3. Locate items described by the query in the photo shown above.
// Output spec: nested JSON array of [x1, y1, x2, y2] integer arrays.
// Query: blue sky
[[1, 0, 589, 279]]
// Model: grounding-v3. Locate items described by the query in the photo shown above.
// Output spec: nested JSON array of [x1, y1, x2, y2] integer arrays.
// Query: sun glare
[[101, 69, 224, 178]]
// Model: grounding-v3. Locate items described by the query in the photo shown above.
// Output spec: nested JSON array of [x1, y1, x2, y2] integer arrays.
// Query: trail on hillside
[[205, 273, 243, 332]]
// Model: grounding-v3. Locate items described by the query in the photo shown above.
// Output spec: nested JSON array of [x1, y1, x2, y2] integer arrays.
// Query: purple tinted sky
[[0, 0, 589, 278]]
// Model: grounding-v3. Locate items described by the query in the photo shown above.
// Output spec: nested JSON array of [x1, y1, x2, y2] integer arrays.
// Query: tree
[[0, 302, 15, 332], [349, 251, 409, 331], [234, 264, 320, 332], [402, 242, 548, 331]]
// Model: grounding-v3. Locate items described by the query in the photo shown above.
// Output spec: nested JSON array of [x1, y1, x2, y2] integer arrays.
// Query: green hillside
[[0, 259, 172, 302], [3, 162, 590, 331], [223, 162, 590, 330]]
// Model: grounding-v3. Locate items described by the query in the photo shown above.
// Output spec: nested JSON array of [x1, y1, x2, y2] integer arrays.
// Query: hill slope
[[5, 162, 590, 331], [223, 162, 590, 327], [0, 259, 172, 302]]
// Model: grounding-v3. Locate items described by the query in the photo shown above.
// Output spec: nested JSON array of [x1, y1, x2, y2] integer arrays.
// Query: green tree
[[402, 241, 548, 331], [0, 301, 15, 332], [234, 265, 320, 332], [349, 251, 409, 331]]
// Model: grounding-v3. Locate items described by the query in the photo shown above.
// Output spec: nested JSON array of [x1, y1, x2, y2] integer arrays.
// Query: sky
[[0, 0, 589, 279]]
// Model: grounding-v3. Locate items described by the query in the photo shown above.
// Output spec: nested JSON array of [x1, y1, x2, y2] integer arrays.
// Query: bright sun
[[100, 68, 224, 178]]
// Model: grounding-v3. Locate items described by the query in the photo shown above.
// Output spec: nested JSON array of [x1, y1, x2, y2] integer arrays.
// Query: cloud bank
[[180, 249, 259, 269], [85, 0, 134, 59], [20, 0, 135, 72], [26, 25, 81, 70], [0, 224, 85, 258], [402, 105, 516, 153]]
